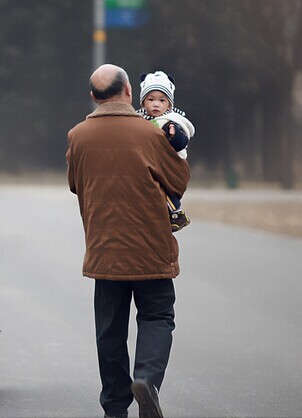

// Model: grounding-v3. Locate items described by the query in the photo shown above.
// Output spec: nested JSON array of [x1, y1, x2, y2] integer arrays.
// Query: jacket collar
[[87, 102, 141, 119]]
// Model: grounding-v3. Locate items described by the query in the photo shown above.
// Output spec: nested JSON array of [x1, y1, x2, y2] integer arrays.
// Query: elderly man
[[66, 64, 190, 418]]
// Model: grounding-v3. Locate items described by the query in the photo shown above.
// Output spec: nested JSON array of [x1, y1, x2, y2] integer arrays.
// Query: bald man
[[66, 64, 190, 418]]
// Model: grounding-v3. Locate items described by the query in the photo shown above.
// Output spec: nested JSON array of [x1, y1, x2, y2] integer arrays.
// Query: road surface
[[1, 185, 302, 417]]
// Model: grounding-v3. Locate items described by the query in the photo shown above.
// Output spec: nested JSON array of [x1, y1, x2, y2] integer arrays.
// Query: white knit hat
[[140, 71, 175, 106]]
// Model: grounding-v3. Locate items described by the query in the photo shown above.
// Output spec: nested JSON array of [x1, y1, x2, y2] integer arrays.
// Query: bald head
[[89, 64, 131, 104]]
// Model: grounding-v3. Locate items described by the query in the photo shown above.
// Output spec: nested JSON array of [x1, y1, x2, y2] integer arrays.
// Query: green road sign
[[105, 0, 147, 8]]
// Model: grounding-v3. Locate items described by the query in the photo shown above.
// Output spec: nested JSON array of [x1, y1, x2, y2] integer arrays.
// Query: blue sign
[[105, 8, 149, 28]]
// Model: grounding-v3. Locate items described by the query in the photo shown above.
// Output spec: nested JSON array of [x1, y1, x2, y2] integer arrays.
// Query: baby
[[137, 71, 195, 232]]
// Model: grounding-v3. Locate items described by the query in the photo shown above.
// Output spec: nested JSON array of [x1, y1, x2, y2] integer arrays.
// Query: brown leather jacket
[[66, 102, 190, 280]]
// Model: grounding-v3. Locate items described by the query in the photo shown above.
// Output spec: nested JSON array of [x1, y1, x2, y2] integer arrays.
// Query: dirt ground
[[183, 188, 302, 238]]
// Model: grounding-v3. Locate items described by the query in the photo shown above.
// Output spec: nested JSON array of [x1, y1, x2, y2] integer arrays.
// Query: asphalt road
[[1, 185, 302, 418]]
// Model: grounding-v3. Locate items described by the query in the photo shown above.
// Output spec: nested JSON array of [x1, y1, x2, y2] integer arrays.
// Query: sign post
[[93, 0, 106, 69], [92, 0, 148, 73]]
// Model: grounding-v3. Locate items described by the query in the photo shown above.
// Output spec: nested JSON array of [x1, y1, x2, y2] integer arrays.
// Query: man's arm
[[151, 131, 190, 199]]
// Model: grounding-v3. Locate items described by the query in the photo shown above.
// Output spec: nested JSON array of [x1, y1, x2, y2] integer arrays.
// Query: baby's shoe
[[170, 210, 190, 232]]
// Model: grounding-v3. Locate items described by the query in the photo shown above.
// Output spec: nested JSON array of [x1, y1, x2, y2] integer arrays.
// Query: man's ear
[[125, 82, 132, 98], [90, 91, 96, 102]]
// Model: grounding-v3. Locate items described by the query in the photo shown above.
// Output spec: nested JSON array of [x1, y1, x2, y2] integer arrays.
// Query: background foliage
[[1, 0, 302, 188]]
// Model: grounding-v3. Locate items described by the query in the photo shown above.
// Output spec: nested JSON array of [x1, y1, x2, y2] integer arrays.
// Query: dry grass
[[183, 195, 302, 238]]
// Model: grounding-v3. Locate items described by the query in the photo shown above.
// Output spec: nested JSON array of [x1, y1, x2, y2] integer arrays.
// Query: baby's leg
[[166, 195, 190, 232], [166, 195, 181, 213]]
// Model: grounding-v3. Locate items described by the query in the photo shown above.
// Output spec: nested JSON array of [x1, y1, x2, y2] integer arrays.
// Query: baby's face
[[143, 91, 171, 117]]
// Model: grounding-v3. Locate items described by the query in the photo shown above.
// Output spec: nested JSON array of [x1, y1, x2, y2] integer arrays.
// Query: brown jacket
[[66, 102, 190, 280]]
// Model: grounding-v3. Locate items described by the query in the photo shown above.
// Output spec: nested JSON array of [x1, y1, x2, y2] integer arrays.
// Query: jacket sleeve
[[151, 131, 190, 200], [162, 122, 189, 152], [66, 129, 77, 194]]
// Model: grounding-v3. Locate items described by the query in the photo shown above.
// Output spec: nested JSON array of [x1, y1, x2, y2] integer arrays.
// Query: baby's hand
[[169, 123, 175, 138]]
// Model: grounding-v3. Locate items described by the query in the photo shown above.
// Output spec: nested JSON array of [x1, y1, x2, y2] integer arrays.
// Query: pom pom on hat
[[140, 71, 175, 106]]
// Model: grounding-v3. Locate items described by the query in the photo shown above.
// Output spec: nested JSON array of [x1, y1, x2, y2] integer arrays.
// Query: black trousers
[[94, 278, 175, 416]]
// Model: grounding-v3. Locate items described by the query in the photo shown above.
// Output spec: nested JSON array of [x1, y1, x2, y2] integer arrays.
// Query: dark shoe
[[170, 210, 190, 232], [104, 413, 128, 418], [131, 379, 163, 418]]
